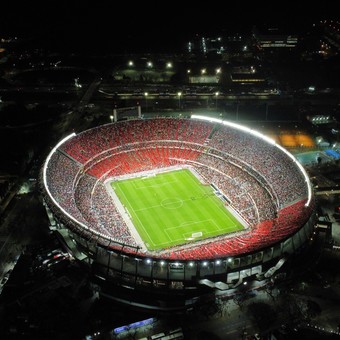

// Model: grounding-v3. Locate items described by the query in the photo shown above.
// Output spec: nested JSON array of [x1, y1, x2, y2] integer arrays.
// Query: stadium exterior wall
[[53, 209, 316, 291]]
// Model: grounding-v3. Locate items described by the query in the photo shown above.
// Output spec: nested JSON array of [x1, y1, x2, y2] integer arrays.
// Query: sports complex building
[[41, 115, 316, 309]]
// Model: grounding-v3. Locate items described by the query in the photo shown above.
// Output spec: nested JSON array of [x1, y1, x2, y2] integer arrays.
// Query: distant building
[[253, 26, 298, 49], [230, 65, 266, 84], [307, 115, 336, 125], [187, 34, 248, 56], [187, 35, 225, 55], [321, 20, 340, 51], [189, 75, 219, 84], [230, 73, 266, 84]]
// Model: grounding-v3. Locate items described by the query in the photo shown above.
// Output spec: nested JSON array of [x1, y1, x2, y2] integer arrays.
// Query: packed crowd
[[60, 118, 213, 163], [91, 181, 138, 246], [86, 143, 203, 179], [194, 153, 276, 224], [73, 174, 132, 244], [210, 126, 307, 208], [42, 118, 313, 259], [45, 151, 87, 225]]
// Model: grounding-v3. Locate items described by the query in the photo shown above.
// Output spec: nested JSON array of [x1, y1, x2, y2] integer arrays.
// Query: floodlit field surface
[[111, 169, 245, 251]]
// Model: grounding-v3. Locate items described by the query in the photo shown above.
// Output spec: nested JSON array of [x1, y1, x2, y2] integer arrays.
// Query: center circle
[[161, 198, 183, 209]]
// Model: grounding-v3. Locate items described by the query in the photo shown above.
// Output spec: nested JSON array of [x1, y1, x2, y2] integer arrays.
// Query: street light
[[177, 92, 182, 109], [109, 115, 114, 123], [166, 62, 172, 69], [144, 92, 148, 111], [128, 60, 134, 67], [215, 91, 219, 109]]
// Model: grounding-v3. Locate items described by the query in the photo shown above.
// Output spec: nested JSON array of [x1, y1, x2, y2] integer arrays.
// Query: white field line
[[105, 182, 148, 250]]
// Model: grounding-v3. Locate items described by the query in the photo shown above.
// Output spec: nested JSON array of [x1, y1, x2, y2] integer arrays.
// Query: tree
[[247, 302, 277, 332], [306, 300, 321, 319]]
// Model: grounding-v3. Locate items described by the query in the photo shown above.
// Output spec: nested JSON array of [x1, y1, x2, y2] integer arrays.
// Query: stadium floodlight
[[191, 115, 221, 124]]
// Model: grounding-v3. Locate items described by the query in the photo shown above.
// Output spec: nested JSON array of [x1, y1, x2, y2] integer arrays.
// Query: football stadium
[[41, 116, 316, 309]]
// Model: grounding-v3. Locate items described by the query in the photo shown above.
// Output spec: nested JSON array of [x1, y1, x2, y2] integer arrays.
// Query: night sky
[[0, 2, 338, 53]]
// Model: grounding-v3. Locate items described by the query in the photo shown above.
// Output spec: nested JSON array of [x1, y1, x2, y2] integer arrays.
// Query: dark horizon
[[1, 3, 338, 53]]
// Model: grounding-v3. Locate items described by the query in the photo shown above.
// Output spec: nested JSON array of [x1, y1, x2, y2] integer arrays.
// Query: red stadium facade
[[41, 116, 316, 309]]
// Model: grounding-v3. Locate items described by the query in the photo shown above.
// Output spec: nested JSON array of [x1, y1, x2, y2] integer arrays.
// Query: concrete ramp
[[264, 257, 286, 278], [198, 279, 229, 290]]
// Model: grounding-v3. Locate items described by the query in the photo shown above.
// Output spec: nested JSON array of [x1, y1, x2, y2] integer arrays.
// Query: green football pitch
[[110, 169, 245, 251]]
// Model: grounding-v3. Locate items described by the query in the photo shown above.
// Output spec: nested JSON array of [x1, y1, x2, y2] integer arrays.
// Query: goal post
[[184, 231, 203, 241]]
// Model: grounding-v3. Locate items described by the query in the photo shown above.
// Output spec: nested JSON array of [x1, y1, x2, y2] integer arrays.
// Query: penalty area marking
[[131, 177, 177, 190], [163, 219, 215, 242], [162, 227, 209, 244]]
